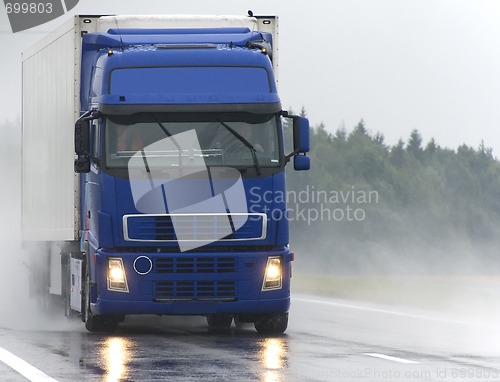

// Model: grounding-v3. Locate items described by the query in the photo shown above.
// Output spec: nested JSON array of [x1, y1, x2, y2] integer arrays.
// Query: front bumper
[[91, 248, 292, 316], [93, 296, 290, 315]]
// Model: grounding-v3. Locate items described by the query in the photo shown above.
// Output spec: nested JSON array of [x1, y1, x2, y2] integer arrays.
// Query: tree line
[[284, 113, 500, 274]]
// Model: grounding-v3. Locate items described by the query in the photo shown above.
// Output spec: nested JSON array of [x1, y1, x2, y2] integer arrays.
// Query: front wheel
[[83, 269, 119, 333], [254, 313, 288, 334]]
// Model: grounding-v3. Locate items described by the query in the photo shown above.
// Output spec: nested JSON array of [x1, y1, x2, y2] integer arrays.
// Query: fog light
[[107, 258, 129, 292], [262, 256, 282, 291]]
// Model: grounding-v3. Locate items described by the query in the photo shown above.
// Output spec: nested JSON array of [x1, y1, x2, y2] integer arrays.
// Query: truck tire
[[254, 312, 288, 334], [206, 314, 233, 330], [83, 270, 119, 333]]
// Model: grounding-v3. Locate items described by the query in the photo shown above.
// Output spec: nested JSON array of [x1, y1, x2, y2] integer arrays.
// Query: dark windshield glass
[[104, 113, 280, 168]]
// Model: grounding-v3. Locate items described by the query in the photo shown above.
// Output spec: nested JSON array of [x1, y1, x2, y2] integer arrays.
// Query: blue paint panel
[[110, 67, 271, 95]]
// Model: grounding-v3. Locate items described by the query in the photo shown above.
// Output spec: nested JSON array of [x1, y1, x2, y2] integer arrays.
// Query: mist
[[287, 121, 500, 275], [290, 228, 500, 355], [0, 119, 80, 331]]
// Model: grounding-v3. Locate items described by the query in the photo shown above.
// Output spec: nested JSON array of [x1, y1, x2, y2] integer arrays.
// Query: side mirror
[[294, 155, 310, 171], [283, 113, 311, 170], [74, 112, 97, 174], [74, 156, 91, 173], [293, 116, 310, 153], [75, 119, 90, 156]]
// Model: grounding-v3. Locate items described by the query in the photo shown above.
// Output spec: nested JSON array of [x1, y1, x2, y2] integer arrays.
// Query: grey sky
[[1, 0, 500, 154]]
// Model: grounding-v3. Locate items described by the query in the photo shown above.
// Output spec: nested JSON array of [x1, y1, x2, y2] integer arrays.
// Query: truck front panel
[[91, 248, 291, 315]]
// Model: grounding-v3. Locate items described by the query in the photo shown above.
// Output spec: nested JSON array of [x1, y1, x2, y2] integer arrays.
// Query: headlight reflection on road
[[260, 337, 287, 382], [101, 337, 131, 382]]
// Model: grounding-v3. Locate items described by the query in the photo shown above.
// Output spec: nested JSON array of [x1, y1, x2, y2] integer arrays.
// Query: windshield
[[104, 113, 280, 168]]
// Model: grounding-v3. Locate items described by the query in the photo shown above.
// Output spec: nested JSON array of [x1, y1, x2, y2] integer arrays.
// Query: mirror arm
[[76, 109, 101, 124], [281, 110, 302, 120], [284, 149, 300, 164]]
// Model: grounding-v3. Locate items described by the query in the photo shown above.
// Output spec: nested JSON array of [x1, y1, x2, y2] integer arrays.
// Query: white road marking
[[364, 352, 419, 364], [0, 347, 59, 382], [293, 296, 500, 329]]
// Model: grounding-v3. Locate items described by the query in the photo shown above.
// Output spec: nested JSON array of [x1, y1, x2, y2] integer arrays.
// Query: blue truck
[[22, 14, 310, 333]]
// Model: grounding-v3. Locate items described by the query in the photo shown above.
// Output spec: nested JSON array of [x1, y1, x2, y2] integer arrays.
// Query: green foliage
[[285, 114, 500, 274]]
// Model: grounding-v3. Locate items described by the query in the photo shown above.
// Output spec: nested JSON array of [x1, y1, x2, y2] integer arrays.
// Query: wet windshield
[[104, 113, 280, 168]]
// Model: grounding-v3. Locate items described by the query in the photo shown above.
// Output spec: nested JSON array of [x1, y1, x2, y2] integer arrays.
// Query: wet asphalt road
[[1, 294, 500, 382]]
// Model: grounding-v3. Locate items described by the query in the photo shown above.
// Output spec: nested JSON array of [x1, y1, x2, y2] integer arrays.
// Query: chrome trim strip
[[153, 298, 237, 302]]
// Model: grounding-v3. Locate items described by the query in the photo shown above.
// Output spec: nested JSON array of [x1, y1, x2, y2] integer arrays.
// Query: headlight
[[262, 256, 282, 291], [107, 258, 129, 292]]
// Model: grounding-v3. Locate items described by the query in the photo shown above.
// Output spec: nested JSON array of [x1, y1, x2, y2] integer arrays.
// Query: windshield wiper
[[219, 122, 261, 175], [151, 113, 183, 167]]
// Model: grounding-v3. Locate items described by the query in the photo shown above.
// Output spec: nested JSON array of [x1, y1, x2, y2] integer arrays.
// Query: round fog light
[[134, 256, 153, 275]]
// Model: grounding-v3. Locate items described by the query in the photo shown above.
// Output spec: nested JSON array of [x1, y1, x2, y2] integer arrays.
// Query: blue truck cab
[[23, 15, 309, 334]]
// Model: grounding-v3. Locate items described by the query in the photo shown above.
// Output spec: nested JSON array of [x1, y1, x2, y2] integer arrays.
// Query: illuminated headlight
[[107, 258, 129, 292], [262, 256, 283, 291]]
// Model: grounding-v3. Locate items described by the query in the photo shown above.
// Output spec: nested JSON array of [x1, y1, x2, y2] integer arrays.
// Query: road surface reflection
[[259, 337, 288, 382], [81, 318, 291, 381], [100, 337, 131, 382]]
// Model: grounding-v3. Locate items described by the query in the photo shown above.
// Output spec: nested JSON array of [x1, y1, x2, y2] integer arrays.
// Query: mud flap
[[69, 257, 83, 312]]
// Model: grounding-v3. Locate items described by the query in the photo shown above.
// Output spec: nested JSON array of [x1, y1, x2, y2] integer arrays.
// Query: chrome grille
[[124, 213, 266, 242], [156, 257, 236, 273], [155, 280, 236, 300]]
